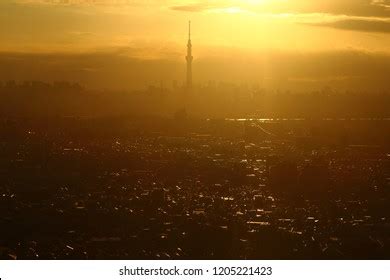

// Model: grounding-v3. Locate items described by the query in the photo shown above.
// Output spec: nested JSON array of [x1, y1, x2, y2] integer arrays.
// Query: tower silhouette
[[186, 21, 193, 89]]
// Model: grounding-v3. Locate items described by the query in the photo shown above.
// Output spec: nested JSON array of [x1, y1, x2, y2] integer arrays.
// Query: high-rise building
[[186, 21, 193, 89]]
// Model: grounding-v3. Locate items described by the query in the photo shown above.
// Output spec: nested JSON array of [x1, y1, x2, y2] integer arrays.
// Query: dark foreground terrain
[[0, 117, 389, 259]]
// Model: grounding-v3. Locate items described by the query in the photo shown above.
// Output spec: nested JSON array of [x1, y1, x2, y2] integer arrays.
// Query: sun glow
[[206, 0, 274, 14], [209, 6, 249, 14]]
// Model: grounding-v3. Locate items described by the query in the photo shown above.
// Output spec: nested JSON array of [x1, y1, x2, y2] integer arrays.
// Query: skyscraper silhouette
[[186, 21, 193, 89]]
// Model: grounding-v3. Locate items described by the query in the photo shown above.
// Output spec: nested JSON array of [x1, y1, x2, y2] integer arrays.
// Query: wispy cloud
[[170, 2, 216, 13], [169, 0, 390, 18], [306, 18, 390, 33], [14, 0, 390, 19], [13, 0, 157, 6]]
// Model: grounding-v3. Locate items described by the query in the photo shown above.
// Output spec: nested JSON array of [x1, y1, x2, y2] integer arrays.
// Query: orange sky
[[1, 0, 390, 90], [2, 0, 390, 53]]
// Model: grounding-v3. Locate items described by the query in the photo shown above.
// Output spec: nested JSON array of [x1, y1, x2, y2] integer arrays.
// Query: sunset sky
[[2, 0, 390, 90]]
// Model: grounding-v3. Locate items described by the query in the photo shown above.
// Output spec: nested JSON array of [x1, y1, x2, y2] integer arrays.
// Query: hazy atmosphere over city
[[2, 0, 390, 90]]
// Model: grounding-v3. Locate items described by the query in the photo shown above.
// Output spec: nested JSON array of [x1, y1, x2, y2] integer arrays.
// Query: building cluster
[[0, 117, 389, 259]]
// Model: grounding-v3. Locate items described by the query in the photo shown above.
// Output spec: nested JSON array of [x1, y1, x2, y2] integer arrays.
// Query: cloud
[[306, 18, 390, 33], [168, 0, 390, 35], [12, 0, 390, 18], [170, 3, 215, 13], [13, 0, 390, 20], [169, 0, 390, 18], [13, 0, 159, 6], [287, 0, 390, 18]]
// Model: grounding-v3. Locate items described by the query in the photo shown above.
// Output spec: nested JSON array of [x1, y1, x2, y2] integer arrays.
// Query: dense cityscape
[[0, 115, 389, 259]]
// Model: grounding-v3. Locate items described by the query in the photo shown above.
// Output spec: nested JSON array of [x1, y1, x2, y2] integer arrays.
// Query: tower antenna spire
[[189, 20, 191, 40], [186, 20, 193, 89]]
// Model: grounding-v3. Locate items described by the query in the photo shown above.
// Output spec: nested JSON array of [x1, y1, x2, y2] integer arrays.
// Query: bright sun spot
[[211, 6, 247, 14], [206, 0, 275, 14]]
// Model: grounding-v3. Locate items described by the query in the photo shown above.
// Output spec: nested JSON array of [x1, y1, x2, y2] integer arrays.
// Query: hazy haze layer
[[2, 0, 390, 90]]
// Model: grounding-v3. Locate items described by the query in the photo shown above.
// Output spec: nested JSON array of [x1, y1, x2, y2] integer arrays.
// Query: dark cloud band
[[305, 18, 390, 33]]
